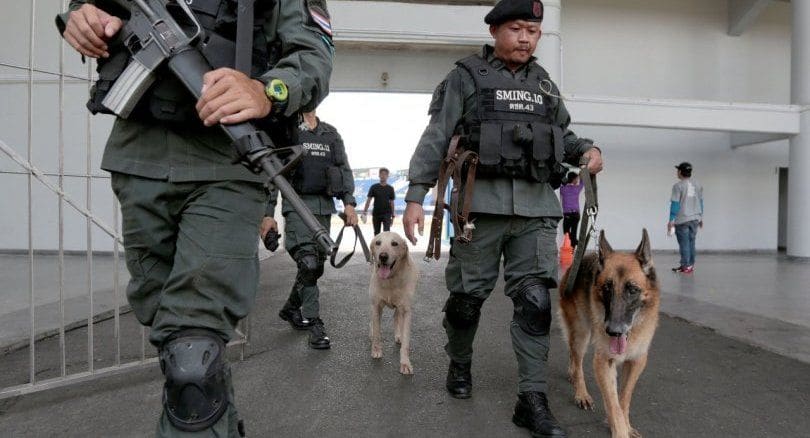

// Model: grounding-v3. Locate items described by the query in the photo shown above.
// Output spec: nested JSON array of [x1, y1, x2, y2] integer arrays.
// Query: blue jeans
[[675, 220, 699, 267]]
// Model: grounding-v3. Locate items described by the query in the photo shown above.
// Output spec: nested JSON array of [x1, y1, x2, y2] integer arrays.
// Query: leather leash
[[330, 212, 372, 268], [563, 157, 598, 296], [425, 135, 479, 261]]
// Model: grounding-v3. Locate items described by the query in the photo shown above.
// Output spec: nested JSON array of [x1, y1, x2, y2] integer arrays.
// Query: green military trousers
[[282, 211, 332, 319], [111, 173, 265, 438], [444, 214, 560, 394]]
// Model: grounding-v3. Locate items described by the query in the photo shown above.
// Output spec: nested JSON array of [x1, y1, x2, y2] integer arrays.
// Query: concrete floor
[[1, 247, 809, 437]]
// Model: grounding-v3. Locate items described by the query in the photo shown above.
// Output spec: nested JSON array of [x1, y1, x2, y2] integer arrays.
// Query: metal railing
[[0, 0, 247, 400]]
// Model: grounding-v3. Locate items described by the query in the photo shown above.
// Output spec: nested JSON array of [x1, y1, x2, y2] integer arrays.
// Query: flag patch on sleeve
[[308, 5, 332, 37]]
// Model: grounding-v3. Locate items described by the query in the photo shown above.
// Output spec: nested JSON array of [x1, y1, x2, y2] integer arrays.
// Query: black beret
[[485, 0, 544, 25]]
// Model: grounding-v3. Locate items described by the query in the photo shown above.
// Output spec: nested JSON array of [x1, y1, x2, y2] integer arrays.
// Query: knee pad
[[444, 294, 484, 330], [159, 329, 228, 432], [296, 253, 324, 286], [511, 281, 551, 336]]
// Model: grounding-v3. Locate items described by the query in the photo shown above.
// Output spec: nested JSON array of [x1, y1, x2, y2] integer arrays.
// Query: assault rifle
[[100, 0, 335, 254]]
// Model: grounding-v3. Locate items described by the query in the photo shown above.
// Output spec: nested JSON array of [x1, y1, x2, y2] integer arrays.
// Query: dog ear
[[635, 228, 654, 277], [598, 229, 613, 267]]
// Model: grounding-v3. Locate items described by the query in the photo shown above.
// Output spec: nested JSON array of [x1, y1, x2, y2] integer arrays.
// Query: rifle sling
[[235, 0, 255, 75]]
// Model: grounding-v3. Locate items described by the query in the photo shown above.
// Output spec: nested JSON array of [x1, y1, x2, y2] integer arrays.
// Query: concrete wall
[[0, 0, 794, 252]]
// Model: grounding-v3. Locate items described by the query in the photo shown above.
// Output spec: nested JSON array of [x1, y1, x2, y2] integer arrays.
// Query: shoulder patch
[[306, 0, 332, 37], [428, 80, 448, 115]]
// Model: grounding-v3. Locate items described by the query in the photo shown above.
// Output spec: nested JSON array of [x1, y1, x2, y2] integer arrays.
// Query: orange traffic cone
[[560, 233, 574, 268]]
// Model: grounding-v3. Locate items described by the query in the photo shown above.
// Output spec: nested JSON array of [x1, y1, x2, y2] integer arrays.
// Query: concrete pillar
[[788, 0, 810, 258], [536, 0, 562, 84]]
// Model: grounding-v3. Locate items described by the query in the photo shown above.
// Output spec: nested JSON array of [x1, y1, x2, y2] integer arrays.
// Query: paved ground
[[1, 249, 809, 437]]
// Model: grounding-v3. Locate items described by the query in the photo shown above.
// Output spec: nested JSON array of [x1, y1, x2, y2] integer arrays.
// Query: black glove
[[263, 229, 280, 252]]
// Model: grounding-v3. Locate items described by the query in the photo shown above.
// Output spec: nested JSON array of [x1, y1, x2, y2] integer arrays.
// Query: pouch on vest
[[326, 166, 345, 197]]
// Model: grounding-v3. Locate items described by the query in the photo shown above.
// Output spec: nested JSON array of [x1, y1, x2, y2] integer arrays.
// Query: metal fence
[[0, 0, 246, 400]]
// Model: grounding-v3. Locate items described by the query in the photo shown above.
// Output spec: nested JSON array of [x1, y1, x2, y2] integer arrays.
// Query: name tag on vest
[[303, 142, 331, 158], [493, 89, 546, 116]]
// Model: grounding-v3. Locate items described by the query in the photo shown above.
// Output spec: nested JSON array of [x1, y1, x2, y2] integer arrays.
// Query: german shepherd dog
[[558, 229, 660, 438]]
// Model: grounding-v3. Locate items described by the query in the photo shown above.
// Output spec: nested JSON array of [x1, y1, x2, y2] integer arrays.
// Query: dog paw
[[399, 362, 413, 375], [629, 427, 642, 438], [574, 392, 595, 410], [371, 344, 383, 359]]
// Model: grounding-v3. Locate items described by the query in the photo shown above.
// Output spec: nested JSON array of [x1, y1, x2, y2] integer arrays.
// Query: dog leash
[[563, 156, 598, 297], [330, 212, 372, 268], [425, 135, 479, 261]]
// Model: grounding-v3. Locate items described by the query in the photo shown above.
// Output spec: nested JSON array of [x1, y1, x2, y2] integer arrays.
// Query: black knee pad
[[296, 253, 324, 286], [511, 281, 552, 336], [159, 329, 228, 432], [444, 294, 484, 330]]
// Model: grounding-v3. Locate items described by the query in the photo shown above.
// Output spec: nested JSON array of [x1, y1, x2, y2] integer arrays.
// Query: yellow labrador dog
[[369, 231, 419, 375]]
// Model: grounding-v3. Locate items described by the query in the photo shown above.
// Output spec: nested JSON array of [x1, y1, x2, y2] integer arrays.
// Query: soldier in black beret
[[404, 0, 603, 437]]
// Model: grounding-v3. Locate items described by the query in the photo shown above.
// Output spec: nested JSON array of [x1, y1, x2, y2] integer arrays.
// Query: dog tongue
[[378, 265, 392, 280], [610, 335, 628, 355]]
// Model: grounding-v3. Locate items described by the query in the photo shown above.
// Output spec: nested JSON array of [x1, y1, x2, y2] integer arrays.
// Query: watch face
[[267, 79, 289, 102]]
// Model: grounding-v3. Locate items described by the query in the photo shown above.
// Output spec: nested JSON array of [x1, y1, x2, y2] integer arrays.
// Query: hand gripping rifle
[[100, 0, 335, 254]]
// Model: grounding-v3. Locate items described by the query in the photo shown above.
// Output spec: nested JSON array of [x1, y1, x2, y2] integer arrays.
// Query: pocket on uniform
[[123, 247, 163, 325], [450, 240, 483, 293], [192, 255, 260, 329], [533, 218, 560, 285]]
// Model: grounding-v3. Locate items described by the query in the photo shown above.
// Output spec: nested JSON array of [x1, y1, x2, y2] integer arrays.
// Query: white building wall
[[562, 0, 792, 104], [573, 125, 787, 251], [0, 0, 795, 252]]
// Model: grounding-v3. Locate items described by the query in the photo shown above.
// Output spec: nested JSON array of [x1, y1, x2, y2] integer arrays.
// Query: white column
[[788, 0, 810, 258], [536, 0, 562, 84]]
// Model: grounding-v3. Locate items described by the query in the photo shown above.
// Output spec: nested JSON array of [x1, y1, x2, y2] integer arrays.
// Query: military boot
[[279, 307, 311, 330], [308, 318, 331, 349], [512, 391, 567, 437], [445, 360, 472, 399]]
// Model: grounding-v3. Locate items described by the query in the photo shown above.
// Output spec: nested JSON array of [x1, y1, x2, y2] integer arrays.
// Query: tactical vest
[[88, 0, 278, 122], [291, 123, 346, 197], [456, 55, 565, 183]]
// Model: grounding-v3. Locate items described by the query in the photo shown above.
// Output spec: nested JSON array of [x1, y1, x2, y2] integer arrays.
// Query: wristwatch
[[265, 78, 288, 115]]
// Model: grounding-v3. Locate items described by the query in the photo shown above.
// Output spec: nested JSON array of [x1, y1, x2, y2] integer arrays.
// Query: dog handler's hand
[[343, 205, 359, 227], [260, 217, 278, 239], [64, 4, 123, 58], [196, 68, 271, 126], [583, 147, 603, 174], [403, 202, 424, 245]]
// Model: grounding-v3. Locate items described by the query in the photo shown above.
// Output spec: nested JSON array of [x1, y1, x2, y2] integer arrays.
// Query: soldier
[[403, 1, 603, 437], [56, 0, 333, 436], [261, 111, 358, 349]]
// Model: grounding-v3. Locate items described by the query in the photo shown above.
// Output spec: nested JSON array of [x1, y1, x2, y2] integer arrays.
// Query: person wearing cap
[[403, 0, 603, 436], [668, 162, 704, 273]]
